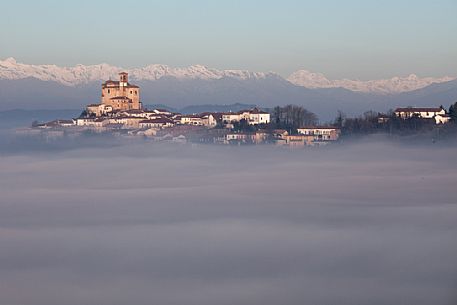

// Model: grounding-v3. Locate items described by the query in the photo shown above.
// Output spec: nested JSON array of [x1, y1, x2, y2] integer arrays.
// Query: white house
[[435, 114, 451, 124], [201, 113, 218, 127], [139, 118, 174, 129], [39, 119, 75, 128], [153, 109, 173, 116], [225, 133, 253, 143], [180, 113, 218, 127], [76, 117, 95, 126], [394, 107, 446, 119], [180, 115, 204, 126], [222, 108, 270, 125], [118, 109, 149, 118], [297, 127, 341, 141], [222, 112, 242, 123]]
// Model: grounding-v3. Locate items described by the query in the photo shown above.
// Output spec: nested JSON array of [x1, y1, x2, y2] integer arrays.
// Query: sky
[[1, 0, 456, 79], [0, 138, 457, 305]]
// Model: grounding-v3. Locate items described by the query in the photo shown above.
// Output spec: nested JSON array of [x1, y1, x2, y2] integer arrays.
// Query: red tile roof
[[140, 118, 174, 124], [395, 107, 443, 112], [298, 126, 340, 130]]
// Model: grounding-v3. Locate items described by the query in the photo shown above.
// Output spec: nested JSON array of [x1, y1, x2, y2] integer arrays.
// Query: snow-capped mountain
[[0, 57, 276, 86], [287, 70, 455, 94], [0, 57, 454, 94]]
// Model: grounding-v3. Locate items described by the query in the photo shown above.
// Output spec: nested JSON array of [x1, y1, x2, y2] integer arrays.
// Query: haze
[[1, 137, 456, 305], [1, 0, 456, 79]]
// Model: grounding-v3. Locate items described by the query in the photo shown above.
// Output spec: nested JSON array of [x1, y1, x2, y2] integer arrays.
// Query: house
[[180, 115, 204, 126], [153, 109, 173, 115], [222, 112, 242, 123], [36, 119, 75, 128], [179, 113, 218, 127], [225, 133, 254, 144], [222, 108, 271, 125], [280, 134, 314, 147], [172, 135, 187, 144], [272, 129, 289, 138], [434, 114, 451, 124], [74, 117, 106, 128], [118, 109, 148, 118], [139, 118, 174, 129], [76, 117, 96, 127], [103, 116, 144, 128], [377, 115, 390, 124], [297, 127, 341, 141], [86, 104, 113, 117], [200, 113, 218, 127], [253, 130, 270, 144], [394, 107, 446, 119], [248, 108, 270, 125]]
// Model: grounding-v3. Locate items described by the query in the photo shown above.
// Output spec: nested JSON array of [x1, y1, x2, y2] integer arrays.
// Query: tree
[[233, 119, 253, 132], [449, 102, 457, 123], [271, 105, 318, 132], [79, 110, 88, 118], [334, 110, 345, 128]]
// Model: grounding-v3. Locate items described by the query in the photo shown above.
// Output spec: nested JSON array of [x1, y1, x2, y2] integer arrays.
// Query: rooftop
[[395, 107, 443, 112]]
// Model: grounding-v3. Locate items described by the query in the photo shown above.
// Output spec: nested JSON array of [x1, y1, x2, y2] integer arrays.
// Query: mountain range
[[1, 58, 456, 121], [1, 57, 454, 94]]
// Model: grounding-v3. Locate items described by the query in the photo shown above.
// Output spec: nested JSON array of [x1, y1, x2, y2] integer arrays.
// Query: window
[[107, 89, 110, 94]]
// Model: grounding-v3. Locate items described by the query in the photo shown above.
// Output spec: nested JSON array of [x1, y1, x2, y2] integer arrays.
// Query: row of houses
[[73, 107, 270, 130], [225, 127, 341, 146], [393, 107, 451, 124]]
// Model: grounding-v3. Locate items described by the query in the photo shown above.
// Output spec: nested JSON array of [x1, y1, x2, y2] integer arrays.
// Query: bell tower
[[119, 72, 128, 87]]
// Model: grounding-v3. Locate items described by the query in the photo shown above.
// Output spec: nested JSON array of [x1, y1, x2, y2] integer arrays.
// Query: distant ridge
[[1, 57, 454, 94], [2, 76, 457, 121], [287, 70, 455, 94]]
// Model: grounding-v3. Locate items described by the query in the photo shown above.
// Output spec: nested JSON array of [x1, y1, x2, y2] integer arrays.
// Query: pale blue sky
[[1, 0, 456, 79]]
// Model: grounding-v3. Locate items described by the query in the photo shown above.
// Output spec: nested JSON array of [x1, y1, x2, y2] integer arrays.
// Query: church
[[100, 72, 142, 111]]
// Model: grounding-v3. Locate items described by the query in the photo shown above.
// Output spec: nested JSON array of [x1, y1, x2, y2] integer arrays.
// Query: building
[[225, 133, 254, 144], [86, 104, 113, 117], [222, 112, 242, 123], [139, 118, 174, 129], [297, 127, 341, 141], [180, 113, 218, 127], [153, 109, 173, 115], [394, 107, 446, 119], [222, 108, 270, 125], [180, 115, 204, 126], [279, 134, 314, 147], [76, 117, 95, 126], [37, 119, 75, 128], [247, 108, 270, 125], [101, 72, 142, 111], [106, 116, 145, 128], [75, 117, 106, 128], [200, 113, 218, 127], [435, 113, 451, 124]]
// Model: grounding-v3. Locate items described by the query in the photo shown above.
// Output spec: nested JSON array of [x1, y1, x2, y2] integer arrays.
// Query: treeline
[[335, 102, 457, 137], [233, 105, 318, 133], [270, 105, 318, 131]]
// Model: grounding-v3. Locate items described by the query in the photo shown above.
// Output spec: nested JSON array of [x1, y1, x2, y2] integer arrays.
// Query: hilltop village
[[24, 72, 457, 145], [24, 72, 340, 146]]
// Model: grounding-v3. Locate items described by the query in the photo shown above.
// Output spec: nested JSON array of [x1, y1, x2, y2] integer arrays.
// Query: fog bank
[[0, 142, 456, 305]]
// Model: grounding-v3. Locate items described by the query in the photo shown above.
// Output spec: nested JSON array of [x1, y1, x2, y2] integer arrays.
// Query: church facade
[[101, 72, 142, 111]]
